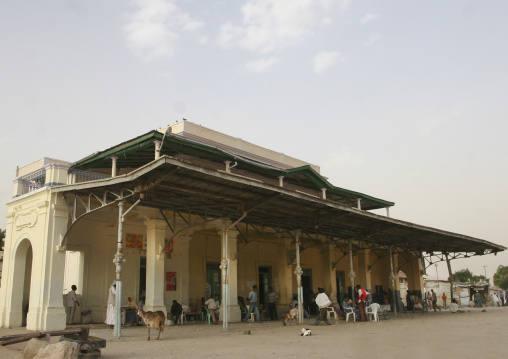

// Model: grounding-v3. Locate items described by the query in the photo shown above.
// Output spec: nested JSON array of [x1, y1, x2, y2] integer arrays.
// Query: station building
[[1, 120, 504, 331]]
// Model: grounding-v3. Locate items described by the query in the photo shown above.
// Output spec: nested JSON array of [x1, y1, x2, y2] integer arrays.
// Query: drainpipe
[[278, 176, 284, 187], [321, 188, 327, 199], [357, 198, 362, 210]]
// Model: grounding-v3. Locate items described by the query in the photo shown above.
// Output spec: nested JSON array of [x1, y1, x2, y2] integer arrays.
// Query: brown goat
[[282, 308, 299, 326], [138, 309, 166, 340]]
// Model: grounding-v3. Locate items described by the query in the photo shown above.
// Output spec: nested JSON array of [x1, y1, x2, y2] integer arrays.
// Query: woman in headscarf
[[105, 280, 116, 327]]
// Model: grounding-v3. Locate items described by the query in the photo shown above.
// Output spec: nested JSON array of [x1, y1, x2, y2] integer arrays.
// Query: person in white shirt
[[67, 285, 79, 325], [205, 295, 220, 324], [314, 287, 332, 326]]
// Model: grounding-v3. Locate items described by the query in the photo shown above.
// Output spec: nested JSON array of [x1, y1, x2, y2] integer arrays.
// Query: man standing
[[268, 287, 279, 321], [442, 293, 447, 309], [431, 289, 438, 311], [244, 285, 261, 323], [67, 285, 79, 325], [205, 295, 220, 324], [356, 284, 369, 322]]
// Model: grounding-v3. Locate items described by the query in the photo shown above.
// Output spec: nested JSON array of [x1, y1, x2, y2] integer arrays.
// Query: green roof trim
[[70, 130, 394, 210]]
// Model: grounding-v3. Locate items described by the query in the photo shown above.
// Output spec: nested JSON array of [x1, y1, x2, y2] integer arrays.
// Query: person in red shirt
[[356, 284, 369, 322]]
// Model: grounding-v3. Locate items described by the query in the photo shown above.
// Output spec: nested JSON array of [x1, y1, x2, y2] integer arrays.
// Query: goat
[[282, 308, 299, 326], [138, 309, 166, 340]]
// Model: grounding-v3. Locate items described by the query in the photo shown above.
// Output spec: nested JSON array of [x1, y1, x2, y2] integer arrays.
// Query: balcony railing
[[68, 169, 110, 184]]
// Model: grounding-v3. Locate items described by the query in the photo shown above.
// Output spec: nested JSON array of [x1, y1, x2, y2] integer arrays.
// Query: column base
[[219, 304, 241, 322]]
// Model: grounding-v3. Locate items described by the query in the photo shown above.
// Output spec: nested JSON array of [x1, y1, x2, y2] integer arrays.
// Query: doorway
[[206, 262, 221, 299], [336, 271, 345, 303], [301, 268, 314, 315], [258, 266, 272, 307], [12, 238, 33, 327], [139, 255, 146, 300]]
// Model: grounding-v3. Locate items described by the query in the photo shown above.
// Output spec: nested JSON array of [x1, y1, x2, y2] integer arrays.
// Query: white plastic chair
[[343, 306, 356, 322], [326, 307, 338, 322], [178, 305, 188, 324], [366, 303, 380, 322]]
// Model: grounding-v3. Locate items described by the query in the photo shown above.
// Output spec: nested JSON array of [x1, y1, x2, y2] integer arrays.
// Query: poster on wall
[[125, 233, 144, 249], [166, 272, 177, 291], [163, 239, 174, 253]]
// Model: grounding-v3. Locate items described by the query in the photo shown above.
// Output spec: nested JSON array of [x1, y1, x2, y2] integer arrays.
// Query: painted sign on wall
[[166, 272, 177, 291]]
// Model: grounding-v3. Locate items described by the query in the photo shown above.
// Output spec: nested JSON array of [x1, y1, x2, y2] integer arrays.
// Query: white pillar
[[29, 198, 68, 330], [176, 235, 191, 305], [111, 157, 118, 177], [144, 220, 167, 318], [154, 140, 162, 160], [220, 229, 240, 323]]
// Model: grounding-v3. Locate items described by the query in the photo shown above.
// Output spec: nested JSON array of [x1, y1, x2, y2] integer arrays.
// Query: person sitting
[[198, 297, 206, 317], [450, 298, 464, 313], [414, 296, 423, 310], [205, 295, 220, 325], [342, 296, 359, 316], [171, 300, 183, 324], [125, 296, 138, 326], [238, 296, 247, 314]]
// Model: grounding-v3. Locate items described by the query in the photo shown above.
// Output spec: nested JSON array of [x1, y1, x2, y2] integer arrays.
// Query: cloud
[[244, 58, 280, 73], [365, 33, 381, 47], [124, 0, 204, 61], [313, 50, 342, 74], [360, 13, 381, 24], [218, 0, 345, 54]]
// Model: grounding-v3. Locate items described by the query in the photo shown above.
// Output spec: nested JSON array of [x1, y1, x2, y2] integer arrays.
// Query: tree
[[0, 228, 4, 251], [493, 265, 508, 289], [452, 269, 489, 283]]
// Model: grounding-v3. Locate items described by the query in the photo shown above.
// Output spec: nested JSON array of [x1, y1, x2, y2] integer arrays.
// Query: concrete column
[[111, 157, 118, 177], [176, 235, 191, 305], [357, 248, 372, 294], [154, 140, 162, 160], [322, 244, 337, 303], [43, 163, 70, 186], [408, 254, 425, 300], [144, 219, 167, 317], [277, 237, 293, 308], [0, 211, 18, 327], [219, 230, 241, 323], [29, 197, 67, 330]]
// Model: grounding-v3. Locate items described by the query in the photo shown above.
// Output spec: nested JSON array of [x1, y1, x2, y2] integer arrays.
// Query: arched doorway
[[12, 238, 33, 327]]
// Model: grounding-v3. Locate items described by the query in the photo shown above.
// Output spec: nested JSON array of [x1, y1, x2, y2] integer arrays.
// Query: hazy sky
[[1, 0, 507, 282]]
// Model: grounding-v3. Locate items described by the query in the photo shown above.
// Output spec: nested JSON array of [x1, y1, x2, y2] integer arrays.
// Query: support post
[[294, 230, 303, 324], [349, 241, 356, 298], [219, 219, 229, 330], [389, 246, 397, 316], [113, 201, 125, 338], [111, 157, 118, 177], [445, 253, 454, 300]]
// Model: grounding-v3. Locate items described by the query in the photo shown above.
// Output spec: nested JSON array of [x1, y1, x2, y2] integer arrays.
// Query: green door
[[336, 271, 345, 303], [258, 266, 271, 307]]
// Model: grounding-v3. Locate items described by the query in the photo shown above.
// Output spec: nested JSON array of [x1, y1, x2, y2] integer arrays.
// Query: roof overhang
[[54, 155, 506, 255]]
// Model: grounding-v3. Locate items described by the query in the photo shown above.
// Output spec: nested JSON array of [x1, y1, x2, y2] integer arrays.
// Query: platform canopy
[[55, 153, 505, 259]]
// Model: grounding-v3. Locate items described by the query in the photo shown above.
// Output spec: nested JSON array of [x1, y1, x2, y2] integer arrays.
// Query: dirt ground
[[0, 306, 506, 358]]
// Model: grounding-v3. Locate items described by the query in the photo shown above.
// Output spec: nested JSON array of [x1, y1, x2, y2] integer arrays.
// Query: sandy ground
[[0, 307, 506, 358]]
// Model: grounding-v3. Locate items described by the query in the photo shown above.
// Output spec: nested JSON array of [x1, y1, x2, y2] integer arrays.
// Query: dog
[[138, 309, 166, 340], [282, 308, 299, 326], [300, 328, 312, 336]]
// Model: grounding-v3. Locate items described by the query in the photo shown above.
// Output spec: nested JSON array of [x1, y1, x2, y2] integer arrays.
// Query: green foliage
[[452, 268, 489, 284], [493, 265, 508, 290], [0, 228, 4, 251]]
